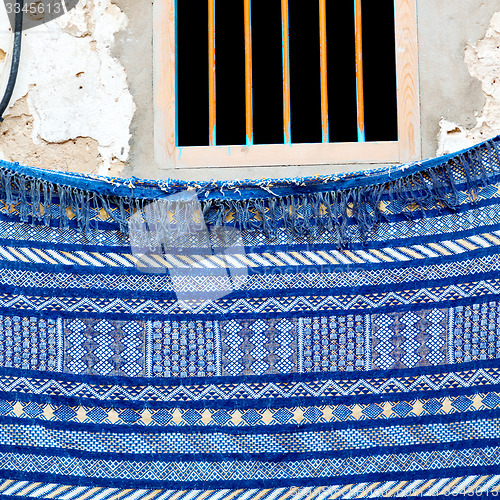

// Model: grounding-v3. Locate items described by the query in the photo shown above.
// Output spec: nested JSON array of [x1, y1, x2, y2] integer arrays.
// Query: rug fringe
[[0, 136, 499, 246]]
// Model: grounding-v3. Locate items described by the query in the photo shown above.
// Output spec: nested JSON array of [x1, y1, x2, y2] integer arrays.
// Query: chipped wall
[[0, 0, 135, 175], [437, 12, 500, 155], [0, 2, 497, 180]]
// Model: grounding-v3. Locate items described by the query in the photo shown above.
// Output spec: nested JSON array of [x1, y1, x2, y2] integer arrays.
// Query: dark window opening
[[213, 0, 246, 146], [327, 0, 357, 143], [177, 0, 209, 147], [289, 0, 322, 143], [362, 0, 398, 142], [176, 0, 398, 147], [252, 0, 284, 145]]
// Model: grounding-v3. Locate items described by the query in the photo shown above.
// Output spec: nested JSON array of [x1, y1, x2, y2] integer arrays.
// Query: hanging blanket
[[1, 136, 500, 499]]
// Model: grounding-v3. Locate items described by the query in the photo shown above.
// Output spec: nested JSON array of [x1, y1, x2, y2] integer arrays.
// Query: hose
[[0, 0, 24, 121]]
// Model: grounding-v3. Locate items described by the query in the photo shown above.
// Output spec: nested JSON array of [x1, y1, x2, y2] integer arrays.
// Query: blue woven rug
[[1, 137, 500, 499]]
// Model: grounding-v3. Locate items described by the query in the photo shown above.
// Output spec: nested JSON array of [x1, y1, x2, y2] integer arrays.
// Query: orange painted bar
[[244, 0, 253, 146], [281, 0, 291, 144], [208, 0, 216, 146], [354, 0, 365, 142], [319, 0, 328, 143]]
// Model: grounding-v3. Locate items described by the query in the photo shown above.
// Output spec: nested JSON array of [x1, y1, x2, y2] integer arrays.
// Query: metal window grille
[[177, 0, 391, 147]]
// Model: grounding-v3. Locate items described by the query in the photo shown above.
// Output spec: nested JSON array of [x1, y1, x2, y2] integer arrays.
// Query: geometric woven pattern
[[372, 307, 449, 370], [64, 318, 146, 377], [0, 315, 61, 372], [1, 136, 500, 497], [300, 315, 367, 372], [150, 320, 218, 377]]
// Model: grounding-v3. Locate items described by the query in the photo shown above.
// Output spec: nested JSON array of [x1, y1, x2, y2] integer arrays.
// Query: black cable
[[0, 0, 24, 121]]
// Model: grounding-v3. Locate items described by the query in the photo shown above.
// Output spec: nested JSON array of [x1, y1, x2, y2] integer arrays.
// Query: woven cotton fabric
[[1, 137, 500, 499]]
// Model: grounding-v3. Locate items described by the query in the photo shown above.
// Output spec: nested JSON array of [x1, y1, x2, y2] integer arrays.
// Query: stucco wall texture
[[0, 1, 497, 180], [0, 0, 136, 175]]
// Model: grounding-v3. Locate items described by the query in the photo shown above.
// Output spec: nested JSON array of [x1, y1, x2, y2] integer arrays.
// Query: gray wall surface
[[417, 0, 500, 158]]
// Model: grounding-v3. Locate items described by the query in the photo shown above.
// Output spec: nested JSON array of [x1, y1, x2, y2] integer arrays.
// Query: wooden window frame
[[153, 0, 420, 169]]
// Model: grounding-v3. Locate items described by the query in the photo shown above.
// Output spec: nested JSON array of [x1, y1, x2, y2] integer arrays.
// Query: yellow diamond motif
[[351, 405, 363, 420], [43, 405, 55, 420], [231, 410, 243, 426], [172, 409, 183, 425], [76, 407, 87, 422], [261, 409, 274, 425], [322, 406, 333, 422], [412, 400, 424, 416], [141, 409, 153, 426], [201, 409, 212, 425], [107, 409, 120, 424], [13, 402, 23, 417], [441, 397, 453, 414], [293, 407, 305, 424], [473, 394, 483, 411], [99, 208, 110, 221], [382, 401, 393, 419]]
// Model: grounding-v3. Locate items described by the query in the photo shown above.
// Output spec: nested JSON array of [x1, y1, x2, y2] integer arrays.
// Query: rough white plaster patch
[[0, 0, 135, 174], [438, 11, 500, 155]]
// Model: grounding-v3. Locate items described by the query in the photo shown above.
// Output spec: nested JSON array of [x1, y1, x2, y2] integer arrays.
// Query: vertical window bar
[[281, 0, 291, 144], [319, 0, 328, 143], [174, 0, 179, 148], [208, 0, 216, 146], [354, 0, 365, 142], [244, 0, 253, 146]]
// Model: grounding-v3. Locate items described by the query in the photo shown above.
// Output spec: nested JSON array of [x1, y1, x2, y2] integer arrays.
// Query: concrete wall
[[0, 1, 497, 181], [419, 2, 500, 158], [0, 0, 136, 176]]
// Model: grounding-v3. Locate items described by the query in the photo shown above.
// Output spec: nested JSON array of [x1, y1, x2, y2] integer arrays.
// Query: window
[[153, 0, 420, 169]]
